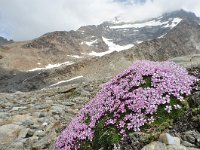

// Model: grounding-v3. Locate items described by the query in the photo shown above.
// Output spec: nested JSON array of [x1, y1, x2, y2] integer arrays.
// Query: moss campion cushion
[[55, 61, 198, 150]]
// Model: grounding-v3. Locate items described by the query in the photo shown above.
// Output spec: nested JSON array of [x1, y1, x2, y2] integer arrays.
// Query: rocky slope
[[0, 36, 13, 60], [0, 79, 103, 149], [0, 62, 199, 150]]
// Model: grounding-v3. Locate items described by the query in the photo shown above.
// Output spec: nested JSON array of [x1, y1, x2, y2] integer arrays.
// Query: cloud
[[116, 0, 200, 22], [0, 0, 200, 41]]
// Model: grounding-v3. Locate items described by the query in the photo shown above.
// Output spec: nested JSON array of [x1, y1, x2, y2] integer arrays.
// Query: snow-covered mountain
[[21, 9, 199, 59], [76, 9, 198, 56], [0, 9, 197, 72], [0, 9, 200, 92]]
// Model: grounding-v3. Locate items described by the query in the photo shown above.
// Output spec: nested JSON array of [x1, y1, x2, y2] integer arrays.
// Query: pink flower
[[165, 105, 172, 113], [148, 116, 155, 124], [55, 61, 198, 150]]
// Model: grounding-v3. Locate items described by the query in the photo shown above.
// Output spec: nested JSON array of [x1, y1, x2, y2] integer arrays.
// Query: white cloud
[[116, 0, 200, 22], [0, 0, 199, 41]]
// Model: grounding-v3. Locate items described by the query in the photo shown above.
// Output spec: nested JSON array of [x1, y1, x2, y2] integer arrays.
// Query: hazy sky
[[0, 0, 200, 41]]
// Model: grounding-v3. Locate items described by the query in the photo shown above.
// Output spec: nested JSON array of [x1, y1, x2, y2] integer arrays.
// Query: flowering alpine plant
[[55, 60, 198, 150]]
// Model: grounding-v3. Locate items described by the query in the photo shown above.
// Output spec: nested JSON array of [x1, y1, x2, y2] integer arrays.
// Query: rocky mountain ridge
[[0, 9, 199, 71], [1, 11, 200, 92]]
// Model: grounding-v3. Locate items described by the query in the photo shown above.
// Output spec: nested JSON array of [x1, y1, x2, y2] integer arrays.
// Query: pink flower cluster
[[55, 61, 198, 150]]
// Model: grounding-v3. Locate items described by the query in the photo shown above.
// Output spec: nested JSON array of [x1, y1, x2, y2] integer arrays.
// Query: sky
[[0, 0, 200, 41]]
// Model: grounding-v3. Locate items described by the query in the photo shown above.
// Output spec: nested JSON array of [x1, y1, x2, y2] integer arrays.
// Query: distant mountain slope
[[1, 14, 200, 92], [128, 19, 200, 61], [75, 9, 199, 55], [40, 18, 200, 85], [23, 31, 92, 55], [0, 36, 13, 46], [0, 9, 200, 92], [0, 9, 199, 71]]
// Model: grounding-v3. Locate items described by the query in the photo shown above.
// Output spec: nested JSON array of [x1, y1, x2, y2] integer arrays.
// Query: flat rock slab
[[0, 124, 24, 144], [159, 133, 181, 145], [142, 141, 167, 150]]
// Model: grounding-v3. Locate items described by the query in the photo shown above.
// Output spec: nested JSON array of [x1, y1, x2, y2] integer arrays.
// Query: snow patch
[[50, 76, 83, 87], [158, 33, 167, 39], [89, 51, 113, 57], [118, 29, 139, 32], [164, 18, 182, 28], [28, 61, 74, 72], [103, 37, 134, 51], [89, 37, 134, 57], [110, 19, 169, 29], [135, 41, 143, 44], [110, 18, 182, 29], [67, 55, 83, 58], [85, 39, 97, 46]]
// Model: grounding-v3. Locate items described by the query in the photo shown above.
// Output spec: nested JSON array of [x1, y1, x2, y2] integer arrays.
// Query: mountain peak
[[162, 9, 199, 21], [108, 9, 199, 25]]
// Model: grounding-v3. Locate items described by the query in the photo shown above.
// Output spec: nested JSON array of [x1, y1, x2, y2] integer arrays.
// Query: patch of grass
[[84, 115, 91, 125], [141, 76, 152, 88], [192, 106, 200, 114], [65, 90, 81, 99], [80, 117, 121, 150]]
